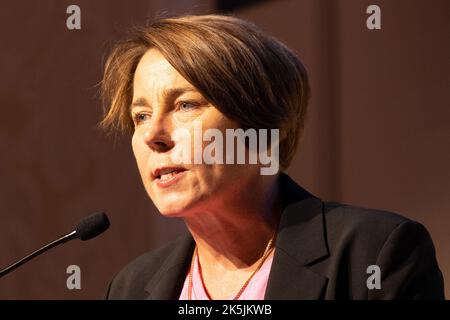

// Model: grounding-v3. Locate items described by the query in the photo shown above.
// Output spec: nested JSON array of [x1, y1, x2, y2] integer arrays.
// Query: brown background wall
[[0, 0, 448, 299]]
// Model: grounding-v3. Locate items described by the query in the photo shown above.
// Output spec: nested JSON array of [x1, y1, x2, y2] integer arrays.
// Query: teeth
[[160, 172, 177, 181], [157, 168, 185, 181], [160, 168, 176, 176]]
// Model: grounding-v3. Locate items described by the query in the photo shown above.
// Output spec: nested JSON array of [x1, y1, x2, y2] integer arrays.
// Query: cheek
[[131, 134, 140, 162], [131, 133, 147, 174]]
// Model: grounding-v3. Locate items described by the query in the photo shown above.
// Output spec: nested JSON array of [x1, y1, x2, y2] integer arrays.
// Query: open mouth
[[154, 167, 187, 186]]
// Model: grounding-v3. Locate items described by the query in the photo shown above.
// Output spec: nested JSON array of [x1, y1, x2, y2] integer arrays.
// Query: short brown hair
[[100, 14, 310, 170]]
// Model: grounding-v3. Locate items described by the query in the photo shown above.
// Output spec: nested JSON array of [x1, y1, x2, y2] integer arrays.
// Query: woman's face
[[131, 49, 262, 217]]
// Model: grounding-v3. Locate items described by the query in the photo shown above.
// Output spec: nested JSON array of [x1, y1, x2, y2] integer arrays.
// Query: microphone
[[0, 212, 110, 278]]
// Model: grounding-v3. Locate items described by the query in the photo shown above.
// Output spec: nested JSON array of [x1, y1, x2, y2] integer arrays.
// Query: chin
[[157, 208, 185, 218], [152, 194, 195, 218]]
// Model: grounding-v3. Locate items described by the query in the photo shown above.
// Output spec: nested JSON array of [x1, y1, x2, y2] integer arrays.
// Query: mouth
[[153, 167, 188, 187]]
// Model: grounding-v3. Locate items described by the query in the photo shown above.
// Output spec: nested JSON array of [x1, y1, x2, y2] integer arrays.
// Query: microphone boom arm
[[0, 231, 77, 278]]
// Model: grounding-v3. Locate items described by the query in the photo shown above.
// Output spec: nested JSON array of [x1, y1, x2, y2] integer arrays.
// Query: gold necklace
[[188, 234, 275, 300]]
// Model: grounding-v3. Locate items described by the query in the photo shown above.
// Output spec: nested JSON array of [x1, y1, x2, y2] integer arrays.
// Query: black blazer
[[105, 174, 445, 299]]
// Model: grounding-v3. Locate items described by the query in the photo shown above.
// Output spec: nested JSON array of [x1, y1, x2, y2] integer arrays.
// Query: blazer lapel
[[265, 174, 330, 299], [144, 233, 195, 299], [264, 248, 328, 299]]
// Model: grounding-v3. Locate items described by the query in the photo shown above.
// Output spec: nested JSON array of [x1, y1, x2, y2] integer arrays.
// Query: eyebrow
[[130, 87, 199, 111]]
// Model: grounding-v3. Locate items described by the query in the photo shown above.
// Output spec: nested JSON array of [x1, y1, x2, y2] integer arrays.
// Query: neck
[[183, 174, 282, 271]]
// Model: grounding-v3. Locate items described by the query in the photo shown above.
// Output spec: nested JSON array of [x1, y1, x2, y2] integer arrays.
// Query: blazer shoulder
[[311, 201, 444, 299], [320, 201, 433, 261], [323, 201, 414, 238], [105, 234, 186, 299]]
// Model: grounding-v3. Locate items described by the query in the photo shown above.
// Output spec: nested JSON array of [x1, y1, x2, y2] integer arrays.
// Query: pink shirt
[[179, 250, 274, 300]]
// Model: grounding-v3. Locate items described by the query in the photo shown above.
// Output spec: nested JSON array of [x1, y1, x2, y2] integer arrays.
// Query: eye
[[132, 112, 151, 125], [178, 101, 198, 111]]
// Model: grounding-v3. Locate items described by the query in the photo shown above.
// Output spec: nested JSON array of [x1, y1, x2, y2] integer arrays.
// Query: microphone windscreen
[[75, 212, 110, 241]]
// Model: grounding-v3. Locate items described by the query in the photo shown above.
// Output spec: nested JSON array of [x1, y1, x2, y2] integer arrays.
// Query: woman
[[101, 15, 444, 300]]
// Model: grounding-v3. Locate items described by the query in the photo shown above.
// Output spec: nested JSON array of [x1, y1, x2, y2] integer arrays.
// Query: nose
[[142, 113, 175, 153]]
